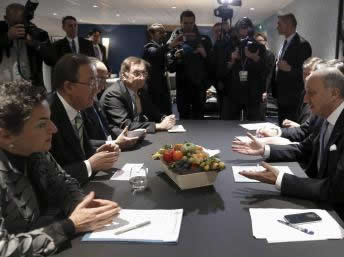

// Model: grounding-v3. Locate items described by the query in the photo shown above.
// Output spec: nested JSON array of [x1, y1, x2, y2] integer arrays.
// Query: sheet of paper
[[83, 209, 184, 243], [110, 163, 144, 181], [249, 208, 344, 243], [239, 122, 277, 131], [168, 125, 186, 133], [232, 166, 293, 182], [234, 136, 252, 143], [203, 148, 221, 157]]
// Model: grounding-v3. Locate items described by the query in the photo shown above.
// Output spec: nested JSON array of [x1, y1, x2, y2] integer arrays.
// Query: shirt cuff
[[275, 170, 285, 191], [84, 160, 92, 177], [263, 145, 271, 158]]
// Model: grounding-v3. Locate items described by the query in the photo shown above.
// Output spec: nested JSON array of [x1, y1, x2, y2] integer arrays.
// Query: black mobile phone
[[284, 212, 322, 224]]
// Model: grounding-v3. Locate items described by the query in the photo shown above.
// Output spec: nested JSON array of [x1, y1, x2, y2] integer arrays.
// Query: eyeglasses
[[73, 78, 98, 90], [129, 70, 148, 78]]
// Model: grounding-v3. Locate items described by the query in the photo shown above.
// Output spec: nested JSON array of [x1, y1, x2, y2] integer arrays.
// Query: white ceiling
[[0, 0, 295, 35]]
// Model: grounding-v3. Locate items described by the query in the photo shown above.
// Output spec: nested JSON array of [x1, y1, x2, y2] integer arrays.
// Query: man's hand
[[256, 127, 280, 137], [282, 119, 300, 128], [89, 144, 120, 172], [239, 161, 279, 185], [168, 34, 183, 49], [277, 60, 291, 72], [7, 24, 26, 40], [156, 115, 176, 131], [114, 126, 139, 150], [245, 47, 260, 62], [232, 132, 265, 156], [194, 45, 207, 58], [69, 191, 121, 233]]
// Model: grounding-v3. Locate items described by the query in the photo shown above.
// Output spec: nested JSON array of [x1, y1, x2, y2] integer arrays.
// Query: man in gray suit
[[232, 66, 344, 213]]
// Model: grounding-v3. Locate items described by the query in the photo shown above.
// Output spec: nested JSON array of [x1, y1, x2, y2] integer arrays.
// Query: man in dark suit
[[52, 16, 95, 66], [274, 13, 312, 125], [100, 56, 176, 134], [83, 58, 140, 150], [88, 28, 109, 69], [233, 66, 344, 214], [49, 54, 120, 185]]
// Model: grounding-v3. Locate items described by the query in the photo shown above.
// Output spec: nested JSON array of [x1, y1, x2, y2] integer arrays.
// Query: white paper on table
[[232, 166, 293, 182], [203, 148, 221, 157], [239, 122, 277, 131], [168, 125, 186, 133], [110, 163, 144, 181], [234, 136, 252, 143], [83, 209, 184, 243], [249, 208, 344, 243]]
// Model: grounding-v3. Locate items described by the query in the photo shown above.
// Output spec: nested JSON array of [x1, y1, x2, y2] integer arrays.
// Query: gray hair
[[313, 67, 344, 98]]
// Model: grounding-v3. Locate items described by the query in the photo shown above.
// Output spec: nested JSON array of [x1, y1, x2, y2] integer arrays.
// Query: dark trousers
[[176, 80, 206, 120], [278, 104, 299, 125], [221, 97, 262, 121]]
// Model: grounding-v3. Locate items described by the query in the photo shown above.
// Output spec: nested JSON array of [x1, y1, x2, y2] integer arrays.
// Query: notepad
[[239, 122, 277, 131], [232, 166, 293, 182], [168, 125, 186, 133], [249, 208, 344, 243], [82, 209, 184, 243], [110, 163, 144, 181], [203, 148, 221, 157]]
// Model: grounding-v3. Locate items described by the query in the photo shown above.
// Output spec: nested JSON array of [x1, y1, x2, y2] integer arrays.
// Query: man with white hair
[[233, 66, 344, 215]]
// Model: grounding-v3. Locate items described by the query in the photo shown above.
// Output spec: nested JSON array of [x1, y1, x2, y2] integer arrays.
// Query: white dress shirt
[[56, 92, 92, 177]]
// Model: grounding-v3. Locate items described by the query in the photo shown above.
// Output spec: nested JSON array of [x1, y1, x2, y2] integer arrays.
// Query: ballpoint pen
[[114, 220, 151, 235], [277, 219, 314, 235]]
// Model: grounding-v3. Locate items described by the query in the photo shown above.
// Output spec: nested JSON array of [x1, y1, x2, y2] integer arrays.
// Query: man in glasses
[[100, 56, 176, 134], [48, 53, 120, 185]]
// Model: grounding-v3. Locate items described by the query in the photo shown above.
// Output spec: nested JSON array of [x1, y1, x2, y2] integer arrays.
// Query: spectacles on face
[[73, 78, 98, 90], [128, 70, 148, 78]]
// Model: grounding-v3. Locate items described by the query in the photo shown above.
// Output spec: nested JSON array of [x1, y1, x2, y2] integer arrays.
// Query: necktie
[[278, 40, 288, 60], [135, 92, 142, 114], [94, 45, 102, 60], [71, 39, 77, 53], [74, 112, 84, 153], [92, 106, 108, 138], [317, 120, 330, 170]]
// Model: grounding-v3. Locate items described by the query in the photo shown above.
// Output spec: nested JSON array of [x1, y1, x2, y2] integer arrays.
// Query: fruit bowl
[[152, 143, 225, 190]]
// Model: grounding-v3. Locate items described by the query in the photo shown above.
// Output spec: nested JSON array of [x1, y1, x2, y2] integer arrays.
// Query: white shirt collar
[[66, 36, 78, 42], [327, 101, 344, 126], [56, 91, 79, 122], [285, 32, 296, 43]]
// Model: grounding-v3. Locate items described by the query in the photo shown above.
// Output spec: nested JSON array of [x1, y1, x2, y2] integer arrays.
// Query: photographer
[[221, 17, 266, 120], [0, 1, 55, 87], [166, 10, 212, 119]]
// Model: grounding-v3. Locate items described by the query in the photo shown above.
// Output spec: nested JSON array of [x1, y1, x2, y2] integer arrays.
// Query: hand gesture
[[69, 191, 121, 233], [282, 119, 300, 128], [7, 24, 25, 40], [232, 132, 265, 156], [277, 60, 291, 72], [256, 127, 279, 137], [156, 115, 176, 131], [238, 161, 279, 185], [115, 126, 139, 150], [169, 34, 183, 49], [89, 145, 120, 172]]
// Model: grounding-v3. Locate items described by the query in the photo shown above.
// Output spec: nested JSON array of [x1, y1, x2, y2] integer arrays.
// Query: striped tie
[[74, 112, 84, 153]]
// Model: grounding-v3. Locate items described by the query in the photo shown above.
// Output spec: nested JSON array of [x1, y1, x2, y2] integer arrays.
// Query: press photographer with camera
[[0, 1, 55, 87], [220, 17, 266, 120], [166, 10, 212, 120]]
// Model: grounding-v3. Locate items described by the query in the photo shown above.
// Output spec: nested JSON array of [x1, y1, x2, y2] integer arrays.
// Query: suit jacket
[[100, 81, 164, 133], [274, 33, 312, 106], [48, 93, 95, 185], [83, 100, 122, 148], [52, 37, 95, 65], [268, 109, 344, 213]]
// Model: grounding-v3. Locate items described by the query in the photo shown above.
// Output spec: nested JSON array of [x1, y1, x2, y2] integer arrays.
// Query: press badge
[[239, 70, 248, 82]]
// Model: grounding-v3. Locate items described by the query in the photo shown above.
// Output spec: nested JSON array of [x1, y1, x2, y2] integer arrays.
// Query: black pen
[[277, 219, 314, 235]]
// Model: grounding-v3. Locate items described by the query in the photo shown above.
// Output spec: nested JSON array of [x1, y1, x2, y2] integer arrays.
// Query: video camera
[[23, 0, 49, 42], [235, 17, 259, 54], [214, 0, 242, 22]]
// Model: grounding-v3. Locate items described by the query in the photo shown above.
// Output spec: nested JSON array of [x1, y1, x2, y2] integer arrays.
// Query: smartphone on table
[[284, 212, 322, 224]]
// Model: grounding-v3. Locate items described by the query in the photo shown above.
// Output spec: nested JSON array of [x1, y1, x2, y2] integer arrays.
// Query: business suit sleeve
[[281, 143, 344, 204], [287, 40, 312, 81], [103, 89, 156, 133], [281, 119, 310, 142]]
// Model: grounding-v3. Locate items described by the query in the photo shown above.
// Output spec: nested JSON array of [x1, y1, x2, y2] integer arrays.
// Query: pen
[[277, 219, 314, 235], [114, 220, 151, 235]]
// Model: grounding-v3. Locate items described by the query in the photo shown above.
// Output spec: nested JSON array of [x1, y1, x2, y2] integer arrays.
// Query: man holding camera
[[221, 17, 266, 120], [166, 10, 212, 120], [0, 1, 55, 86]]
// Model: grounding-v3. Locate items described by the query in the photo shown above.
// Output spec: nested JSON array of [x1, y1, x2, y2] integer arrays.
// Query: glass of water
[[129, 166, 148, 192]]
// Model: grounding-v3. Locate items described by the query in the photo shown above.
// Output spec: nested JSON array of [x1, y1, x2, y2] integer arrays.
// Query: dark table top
[[56, 120, 344, 257]]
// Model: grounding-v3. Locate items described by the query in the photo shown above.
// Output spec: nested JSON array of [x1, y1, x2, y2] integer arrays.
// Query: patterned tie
[[74, 112, 84, 153], [135, 92, 142, 114], [71, 39, 77, 53], [317, 120, 330, 170]]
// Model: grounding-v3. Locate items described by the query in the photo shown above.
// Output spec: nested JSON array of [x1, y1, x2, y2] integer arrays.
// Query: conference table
[[56, 120, 344, 257]]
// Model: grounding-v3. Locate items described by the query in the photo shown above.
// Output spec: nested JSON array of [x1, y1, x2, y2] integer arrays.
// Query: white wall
[[261, 0, 339, 60]]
